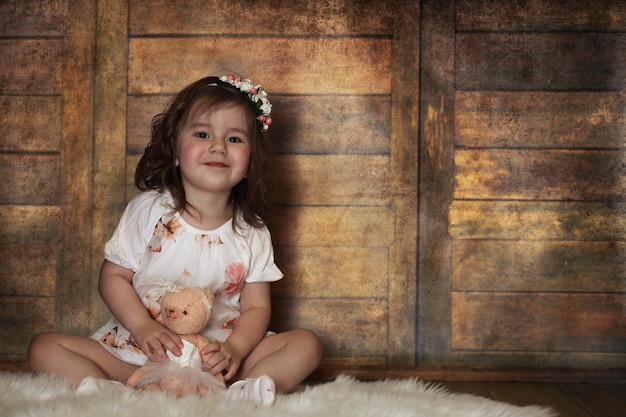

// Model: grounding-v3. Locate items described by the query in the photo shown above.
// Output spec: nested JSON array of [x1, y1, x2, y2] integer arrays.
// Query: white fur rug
[[0, 372, 554, 417]]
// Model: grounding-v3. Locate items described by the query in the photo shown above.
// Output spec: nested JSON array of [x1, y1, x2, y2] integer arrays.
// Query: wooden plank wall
[[0, 0, 97, 362], [0, 0, 420, 369], [1, 0, 624, 374], [419, 0, 626, 369]]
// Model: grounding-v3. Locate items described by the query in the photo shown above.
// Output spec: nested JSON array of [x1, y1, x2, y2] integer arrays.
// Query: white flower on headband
[[238, 79, 253, 93], [259, 101, 272, 115], [219, 73, 273, 132]]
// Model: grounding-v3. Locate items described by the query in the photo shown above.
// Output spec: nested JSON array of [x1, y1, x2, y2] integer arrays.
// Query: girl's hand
[[132, 319, 184, 363], [200, 340, 242, 381]]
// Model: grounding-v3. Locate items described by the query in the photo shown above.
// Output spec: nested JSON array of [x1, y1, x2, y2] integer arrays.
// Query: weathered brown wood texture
[[0, 0, 419, 369], [1, 0, 625, 373], [419, 0, 626, 368], [0, 0, 97, 361]]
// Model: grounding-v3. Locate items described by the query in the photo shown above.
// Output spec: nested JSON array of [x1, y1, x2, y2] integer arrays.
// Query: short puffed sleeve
[[104, 190, 173, 271], [244, 224, 283, 283]]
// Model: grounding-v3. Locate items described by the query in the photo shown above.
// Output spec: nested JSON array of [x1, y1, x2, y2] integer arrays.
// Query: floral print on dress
[[221, 316, 238, 330], [122, 335, 142, 355], [179, 268, 193, 282], [98, 326, 142, 355], [216, 262, 247, 297], [147, 217, 185, 252], [143, 294, 161, 321], [194, 234, 223, 251], [99, 326, 119, 347]]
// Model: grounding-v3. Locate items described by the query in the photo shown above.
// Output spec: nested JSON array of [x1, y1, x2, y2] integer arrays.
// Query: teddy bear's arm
[[189, 334, 226, 383], [187, 334, 211, 351], [195, 335, 215, 364]]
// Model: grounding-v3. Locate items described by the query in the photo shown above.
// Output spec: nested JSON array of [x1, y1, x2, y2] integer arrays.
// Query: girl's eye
[[196, 132, 209, 139], [226, 136, 243, 143]]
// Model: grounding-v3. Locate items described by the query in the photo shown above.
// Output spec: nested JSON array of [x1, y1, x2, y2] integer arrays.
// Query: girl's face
[[175, 104, 251, 199]]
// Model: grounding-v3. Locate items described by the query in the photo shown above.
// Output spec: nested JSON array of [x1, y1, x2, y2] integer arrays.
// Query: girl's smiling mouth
[[205, 161, 229, 168]]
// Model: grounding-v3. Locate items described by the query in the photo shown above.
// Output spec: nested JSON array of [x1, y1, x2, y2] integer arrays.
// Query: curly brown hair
[[134, 76, 270, 231]]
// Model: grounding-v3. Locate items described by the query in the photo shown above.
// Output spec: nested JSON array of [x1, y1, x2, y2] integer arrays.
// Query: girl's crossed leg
[[234, 328, 323, 393], [28, 332, 139, 386]]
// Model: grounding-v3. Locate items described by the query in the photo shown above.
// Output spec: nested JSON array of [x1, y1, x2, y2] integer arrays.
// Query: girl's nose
[[209, 138, 226, 153]]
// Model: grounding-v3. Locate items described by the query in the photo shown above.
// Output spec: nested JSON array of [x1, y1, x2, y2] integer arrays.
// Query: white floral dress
[[91, 190, 283, 365]]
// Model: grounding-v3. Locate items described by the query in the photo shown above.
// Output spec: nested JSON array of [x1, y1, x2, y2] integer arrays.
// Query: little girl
[[28, 74, 323, 405]]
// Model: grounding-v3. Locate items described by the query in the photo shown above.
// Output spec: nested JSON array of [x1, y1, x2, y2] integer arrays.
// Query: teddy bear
[[126, 282, 226, 397]]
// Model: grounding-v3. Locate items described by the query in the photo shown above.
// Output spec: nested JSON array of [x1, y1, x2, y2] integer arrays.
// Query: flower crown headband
[[214, 73, 273, 132]]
